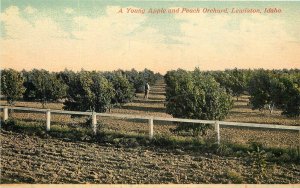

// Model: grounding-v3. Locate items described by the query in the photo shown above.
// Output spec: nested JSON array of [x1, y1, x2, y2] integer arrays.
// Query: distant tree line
[[0, 68, 163, 112]]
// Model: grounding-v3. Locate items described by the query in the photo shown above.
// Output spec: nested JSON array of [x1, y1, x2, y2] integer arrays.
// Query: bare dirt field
[[1, 130, 300, 184], [1, 80, 300, 183]]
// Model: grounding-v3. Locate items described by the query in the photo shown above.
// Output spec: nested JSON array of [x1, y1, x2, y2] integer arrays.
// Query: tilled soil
[[1, 130, 300, 184]]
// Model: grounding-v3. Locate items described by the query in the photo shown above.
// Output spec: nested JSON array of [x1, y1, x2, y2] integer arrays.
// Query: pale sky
[[1, 0, 300, 73]]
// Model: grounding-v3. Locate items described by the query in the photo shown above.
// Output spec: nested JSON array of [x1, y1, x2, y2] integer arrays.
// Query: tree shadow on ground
[[234, 99, 249, 103], [232, 104, 251, 109], [115, 118, 174, 125], [120, 105, 166, 113], [229, 110, 260, 115], [132, 99, 165, 104], [147, 96, 165, 100], [148, 91, 166, 95]]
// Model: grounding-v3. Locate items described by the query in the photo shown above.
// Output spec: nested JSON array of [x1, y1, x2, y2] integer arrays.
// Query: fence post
[[46, 110, 51, 131], [92, 112, 97, 135], [3, 107, 8, 121], [298, 130, 300, 149], [215, 121, 220, 145], [149, 118, 154, 139]]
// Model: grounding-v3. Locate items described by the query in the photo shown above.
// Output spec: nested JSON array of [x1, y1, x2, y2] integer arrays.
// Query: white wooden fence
[[1, 106, 300, 145]]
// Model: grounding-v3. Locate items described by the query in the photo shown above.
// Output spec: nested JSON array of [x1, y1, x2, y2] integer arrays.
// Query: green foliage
[[0, 119, 47, 137], [22, 69, 67, 107], [17, 68, 161, 111], [104, 71, 135, 106], [140, 68, 158, 85], [248, 70, 274, 111], [165, 69, 233, 135], [56, 69, 76, 86], [63, 71, 115, 112], [123, 69, 144, 92], [273, 76, 300, 117], [1, 118, 299, 164], [210, 68, 251, 100], [0, 118, 18, 130], [217, 144, 234, 156], [225, 169, 244, 183], [172, 123, 213, 136], [124, 68, 162, 92], [81, 116, 94, 128], [164, 69, 189, 104], [249, 70, 300, 117], [210, 71, 233, 94], [247, 145, 267, 178], [165, 69, 233, 120], [1, 69, 25, 105], [211, 68, 300, 117], [229, 68, 248, 99]]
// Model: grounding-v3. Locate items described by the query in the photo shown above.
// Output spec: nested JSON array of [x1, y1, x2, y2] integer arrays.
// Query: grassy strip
[[1, 118, 299, 163]]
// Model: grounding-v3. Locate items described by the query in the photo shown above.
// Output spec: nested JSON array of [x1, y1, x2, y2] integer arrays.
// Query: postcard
[[0, 0, 299, 187]]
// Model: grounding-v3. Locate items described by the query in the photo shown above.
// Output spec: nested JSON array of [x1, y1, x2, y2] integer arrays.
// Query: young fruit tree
[[211, 69, 250, 101], [124, 68, 161, 93], [22, 69, 67, 108], [248, 70, 300, 117], [271, 76, 300, 117], [104, 72, 135, 106], [124, 69, 144, 93], [165, 69, 233, 136], [248, 70, 275, 113], [228, 68, 248, 101], [1, 69, 25, 105], [210, 71, 233, 94], [63, 71, 115, 112]]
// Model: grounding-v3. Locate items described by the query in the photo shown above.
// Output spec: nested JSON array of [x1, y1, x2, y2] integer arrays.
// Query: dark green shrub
[[172, 123, 213, 136], [1, 69, 25, 105], [248, 70, 274, 112], [1, 119, 18, 130], [225, 169, 244, 183], [63, 71, 114, 112], [247, 145, 267, 178], [274, 77, 300, 117], [249, 70, 300, 117], [22, 69, 67, 107], [165, 69, 233, 135], [104, 72, 135, 106], [124, 68, 162, 93], [211, 69, 249, 100]]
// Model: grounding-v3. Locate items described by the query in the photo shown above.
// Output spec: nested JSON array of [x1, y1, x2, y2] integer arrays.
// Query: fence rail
[[1, 106, 300, 145]]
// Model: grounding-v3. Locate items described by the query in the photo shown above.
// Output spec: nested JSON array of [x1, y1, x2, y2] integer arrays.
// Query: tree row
[[1, 68, 162, 112]]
